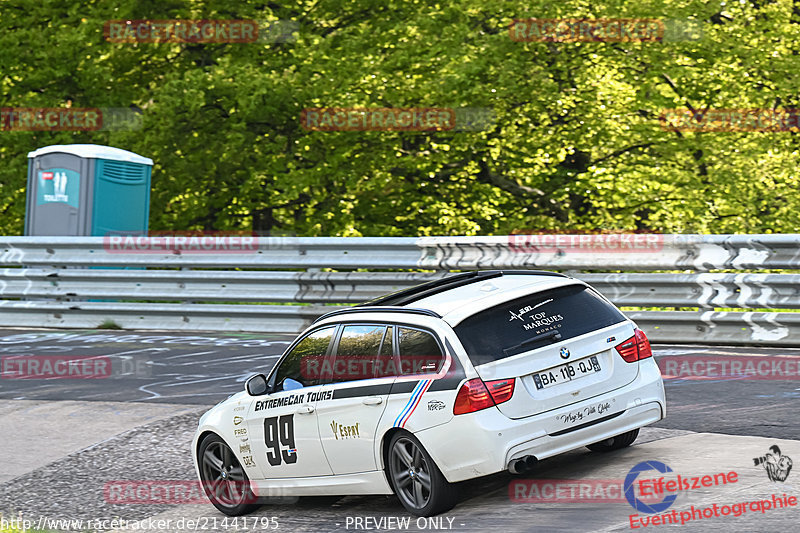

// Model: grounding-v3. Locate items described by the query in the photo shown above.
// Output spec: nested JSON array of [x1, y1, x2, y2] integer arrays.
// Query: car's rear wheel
[[387, 432, 457, 516], [586, 428, 640, 452], [198, 434, 259, 516]]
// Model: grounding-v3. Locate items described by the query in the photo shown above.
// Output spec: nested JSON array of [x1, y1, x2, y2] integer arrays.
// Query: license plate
[[532, 356, 601, 390]]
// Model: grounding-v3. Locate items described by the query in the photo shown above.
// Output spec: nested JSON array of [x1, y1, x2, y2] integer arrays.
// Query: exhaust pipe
[[508, 455, 538, 474], [508, 459, 527, 474]]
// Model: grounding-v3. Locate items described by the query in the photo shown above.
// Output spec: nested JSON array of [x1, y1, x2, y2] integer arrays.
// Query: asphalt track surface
[[1, 328, 799, 532]]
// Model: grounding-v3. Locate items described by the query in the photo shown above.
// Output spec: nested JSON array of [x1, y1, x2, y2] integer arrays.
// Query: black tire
[[198, 434, 259, 516], [386, 432, 458, 516], [586, 428, 640, 452]]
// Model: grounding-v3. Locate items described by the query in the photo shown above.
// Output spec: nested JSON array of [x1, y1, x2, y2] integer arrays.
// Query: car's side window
[[330, 324, 386, 383], [397, 327, 445, 375], [272, 326, 335, 391]]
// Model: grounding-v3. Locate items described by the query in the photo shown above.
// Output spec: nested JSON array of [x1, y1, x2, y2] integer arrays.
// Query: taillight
[[615, 329, 653, 363], [637, 330, 653, 360], [486, 378, 515, 404], [453, 378, 515, 415]]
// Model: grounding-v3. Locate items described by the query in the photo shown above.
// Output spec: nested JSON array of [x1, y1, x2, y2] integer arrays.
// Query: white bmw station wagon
[[193, 270, 666, 516]]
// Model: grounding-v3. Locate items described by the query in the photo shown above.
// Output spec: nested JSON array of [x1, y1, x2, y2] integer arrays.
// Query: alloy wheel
[[389, 437, 433, 510]]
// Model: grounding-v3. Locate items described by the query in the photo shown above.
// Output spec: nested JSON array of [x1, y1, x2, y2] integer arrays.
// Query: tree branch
[[593, 143, 654, 165], [476, 159, 545, 196]]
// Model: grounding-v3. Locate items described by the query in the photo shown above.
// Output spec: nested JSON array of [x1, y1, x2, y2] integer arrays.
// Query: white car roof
[[311, 272, 586, 330], [409, 273, 583, 326]]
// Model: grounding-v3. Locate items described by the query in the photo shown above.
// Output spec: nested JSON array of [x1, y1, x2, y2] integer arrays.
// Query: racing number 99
[[264, 415, 297, 466]]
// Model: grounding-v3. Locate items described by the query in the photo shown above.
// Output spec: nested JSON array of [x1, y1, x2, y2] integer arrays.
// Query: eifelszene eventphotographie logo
[[624, 460, 678, 514]]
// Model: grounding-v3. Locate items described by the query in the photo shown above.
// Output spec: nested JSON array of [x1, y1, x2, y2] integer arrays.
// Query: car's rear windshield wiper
[[502, 330, 562, 355]]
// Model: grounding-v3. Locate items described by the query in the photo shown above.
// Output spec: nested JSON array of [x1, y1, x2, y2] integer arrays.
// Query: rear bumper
[[416, 358, 666, 483]]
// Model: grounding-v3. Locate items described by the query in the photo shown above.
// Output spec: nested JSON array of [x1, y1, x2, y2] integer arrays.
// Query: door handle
[[362, 396, 383, 405], [297, 404, 315, 414]]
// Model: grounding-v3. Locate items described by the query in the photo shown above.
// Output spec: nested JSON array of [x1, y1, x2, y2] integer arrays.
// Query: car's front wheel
[[198, 434, 259, 516], [586, 428, 640, 452], [386, 432, 457, 516]]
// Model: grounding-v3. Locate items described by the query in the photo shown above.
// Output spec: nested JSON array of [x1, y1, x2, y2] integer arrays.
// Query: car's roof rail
[[312, 306, 442, 324], [359, 269, 568, 307]]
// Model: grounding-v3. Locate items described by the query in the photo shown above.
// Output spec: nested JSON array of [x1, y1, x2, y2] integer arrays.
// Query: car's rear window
[[454, 284, 625, 365]]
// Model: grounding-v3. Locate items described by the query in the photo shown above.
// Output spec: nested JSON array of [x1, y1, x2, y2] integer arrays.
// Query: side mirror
[[245, 374, 269, 396]]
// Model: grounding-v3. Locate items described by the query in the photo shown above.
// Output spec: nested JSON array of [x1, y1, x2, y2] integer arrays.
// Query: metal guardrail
[[3, 233, 800, 270], [0, 300, 329, 334], [1, 235, 799, 344], [0, 269, 446, 302], [580, 273, 800, 309], [626, 311, 800, 345], [3, 269, 799, 308]]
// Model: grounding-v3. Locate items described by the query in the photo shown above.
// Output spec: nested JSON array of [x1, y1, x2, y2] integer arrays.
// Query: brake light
[[453, 378, 515, 415], [637, 330, 653, 360], [615, 329, 653, 363]]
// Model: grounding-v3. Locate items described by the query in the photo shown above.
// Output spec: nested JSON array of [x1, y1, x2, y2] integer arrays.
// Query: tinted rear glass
[[454, 284, 625, 365]]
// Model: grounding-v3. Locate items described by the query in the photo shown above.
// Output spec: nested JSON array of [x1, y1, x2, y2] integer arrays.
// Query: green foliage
[[1, 0, 798, 236]]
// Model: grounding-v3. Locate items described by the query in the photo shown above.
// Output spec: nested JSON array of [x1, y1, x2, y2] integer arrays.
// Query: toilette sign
[[38, 168, 80, 208]]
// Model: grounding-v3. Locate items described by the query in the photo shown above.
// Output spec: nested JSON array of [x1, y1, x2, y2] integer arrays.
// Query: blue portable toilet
[[25, 144, 153, 236]]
